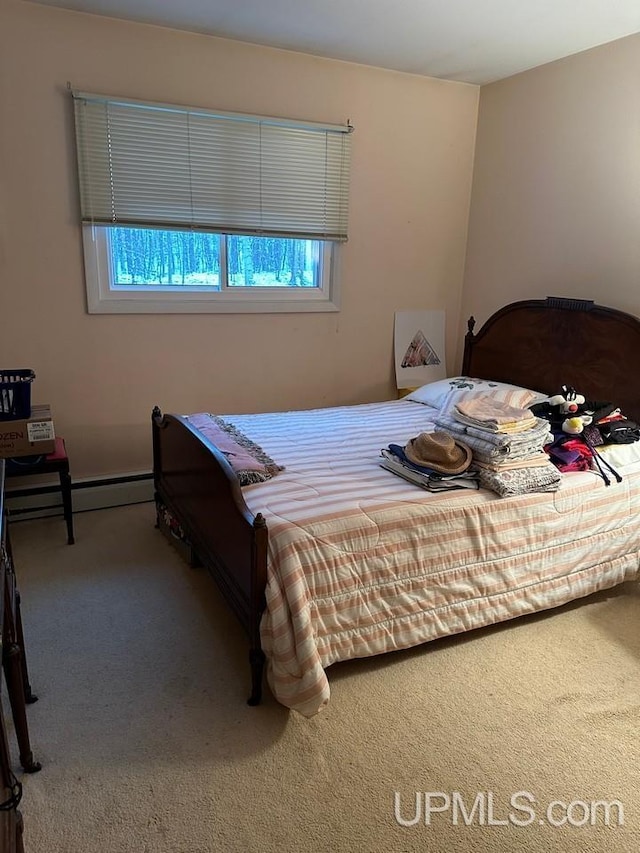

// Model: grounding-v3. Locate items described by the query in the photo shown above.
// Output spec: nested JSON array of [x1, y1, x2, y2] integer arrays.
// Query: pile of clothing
[[434, 396, 562, 497], [530, 392, 636, 485], [380, 431, 479, 492]]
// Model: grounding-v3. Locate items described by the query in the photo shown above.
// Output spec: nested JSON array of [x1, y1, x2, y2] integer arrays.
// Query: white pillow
[[405, 376, 545, 412], [597, 442, 640, 469]]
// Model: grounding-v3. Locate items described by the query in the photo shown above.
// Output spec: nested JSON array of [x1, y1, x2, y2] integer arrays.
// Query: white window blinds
[[72, 92, 352, 242]]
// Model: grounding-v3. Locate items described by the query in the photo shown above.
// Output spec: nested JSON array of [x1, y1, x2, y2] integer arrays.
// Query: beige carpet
[[6, 503, 640, 852]]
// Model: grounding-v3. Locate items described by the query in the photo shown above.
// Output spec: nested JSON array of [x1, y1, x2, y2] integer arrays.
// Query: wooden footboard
[[151, 407, 269, 704]]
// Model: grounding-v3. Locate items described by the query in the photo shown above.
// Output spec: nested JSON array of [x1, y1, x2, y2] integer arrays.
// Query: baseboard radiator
[[4, 471, 154, 520]]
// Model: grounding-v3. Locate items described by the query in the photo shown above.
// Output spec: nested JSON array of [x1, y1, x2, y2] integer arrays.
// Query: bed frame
[[152, 296, 640, 705]]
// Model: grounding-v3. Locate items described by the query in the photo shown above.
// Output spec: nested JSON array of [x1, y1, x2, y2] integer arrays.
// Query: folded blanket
[[185, 413, 284, 485], [453, 411, 538, 433], [471, 453, 551, 472], [455, 396, 534, 422], [454, 397, 538, 432], [474, 463, 562, 497], [434, 413, 552, 458]]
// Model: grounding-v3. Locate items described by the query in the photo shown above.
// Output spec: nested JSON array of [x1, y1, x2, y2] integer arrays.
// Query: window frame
[[82, 225, 341, 314]]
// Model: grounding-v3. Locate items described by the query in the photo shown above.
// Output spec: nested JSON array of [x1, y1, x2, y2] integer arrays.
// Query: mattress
[[220, 399, 640, 716]]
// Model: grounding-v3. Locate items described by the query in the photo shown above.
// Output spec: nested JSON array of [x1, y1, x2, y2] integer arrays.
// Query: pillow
[[597, 441, 640, 470], [405, 376, 545, 413]]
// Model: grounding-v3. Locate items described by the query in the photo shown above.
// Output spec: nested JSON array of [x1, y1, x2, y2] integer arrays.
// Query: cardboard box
[[0, 404, 55, 458]]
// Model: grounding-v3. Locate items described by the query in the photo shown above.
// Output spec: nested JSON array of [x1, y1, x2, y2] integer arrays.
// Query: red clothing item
[[545, 436, 593, 472]]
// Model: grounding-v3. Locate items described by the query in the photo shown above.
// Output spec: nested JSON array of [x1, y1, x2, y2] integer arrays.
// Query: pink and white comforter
[[219, 399, 640, 716]]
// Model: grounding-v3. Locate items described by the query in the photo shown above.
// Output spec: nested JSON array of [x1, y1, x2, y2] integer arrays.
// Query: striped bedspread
[[213, 399, 640, 716]]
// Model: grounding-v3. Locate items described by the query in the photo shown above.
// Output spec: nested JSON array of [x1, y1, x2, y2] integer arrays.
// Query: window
[[72, 93, 352, 313], [83, 226, 337, 313]]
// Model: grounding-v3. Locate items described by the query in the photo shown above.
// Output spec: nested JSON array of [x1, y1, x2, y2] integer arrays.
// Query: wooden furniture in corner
[[5, 438, 74, 545], [0, 459, 41, 851]]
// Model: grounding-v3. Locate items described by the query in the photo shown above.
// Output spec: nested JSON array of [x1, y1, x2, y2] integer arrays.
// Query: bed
[[152, 296, 640, 716]]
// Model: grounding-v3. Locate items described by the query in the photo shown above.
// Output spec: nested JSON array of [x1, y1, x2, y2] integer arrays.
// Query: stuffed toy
[[546, 385, 592, 435], [547, 386, 585, 414], [531, 385, 622, 485]]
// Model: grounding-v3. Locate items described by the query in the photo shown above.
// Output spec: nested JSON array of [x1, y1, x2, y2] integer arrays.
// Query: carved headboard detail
[[462, 297, 640, 420]]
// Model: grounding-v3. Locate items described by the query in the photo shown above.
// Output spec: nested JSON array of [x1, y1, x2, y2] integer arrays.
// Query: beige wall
[[0, 0, 479, 478], [461, 33, 640, 358]]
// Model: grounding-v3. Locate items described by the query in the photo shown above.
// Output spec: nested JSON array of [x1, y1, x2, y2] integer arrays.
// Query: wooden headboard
[[462, 296, 640, 420]]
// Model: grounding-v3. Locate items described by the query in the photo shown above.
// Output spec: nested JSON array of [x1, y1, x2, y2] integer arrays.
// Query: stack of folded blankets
[[434, 396, 562, 497]]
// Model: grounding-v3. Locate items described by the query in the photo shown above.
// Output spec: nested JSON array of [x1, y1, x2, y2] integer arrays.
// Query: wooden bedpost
[[247, 512, 268, 706], [247, 649, 266, 706], [461, 316, 476, 374], [151, 406, 163, 527]]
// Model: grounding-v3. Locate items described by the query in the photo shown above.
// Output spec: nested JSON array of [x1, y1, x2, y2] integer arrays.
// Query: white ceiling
[[26, 0, 640, 85]]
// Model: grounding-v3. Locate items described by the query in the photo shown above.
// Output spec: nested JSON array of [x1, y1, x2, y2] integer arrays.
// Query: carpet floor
[[6, 502, 640, 852]]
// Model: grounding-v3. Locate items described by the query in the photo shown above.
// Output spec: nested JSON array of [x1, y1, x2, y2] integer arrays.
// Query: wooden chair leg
[[0, 690, 15, 789], [0, 706, 24, 850], [2, 645, 41, 773], [15, 810, 25, 853], [13, 592, 37, 705]]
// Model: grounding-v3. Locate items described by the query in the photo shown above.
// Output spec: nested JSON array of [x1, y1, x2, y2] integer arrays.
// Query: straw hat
[[404, 430, 472, 475]]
